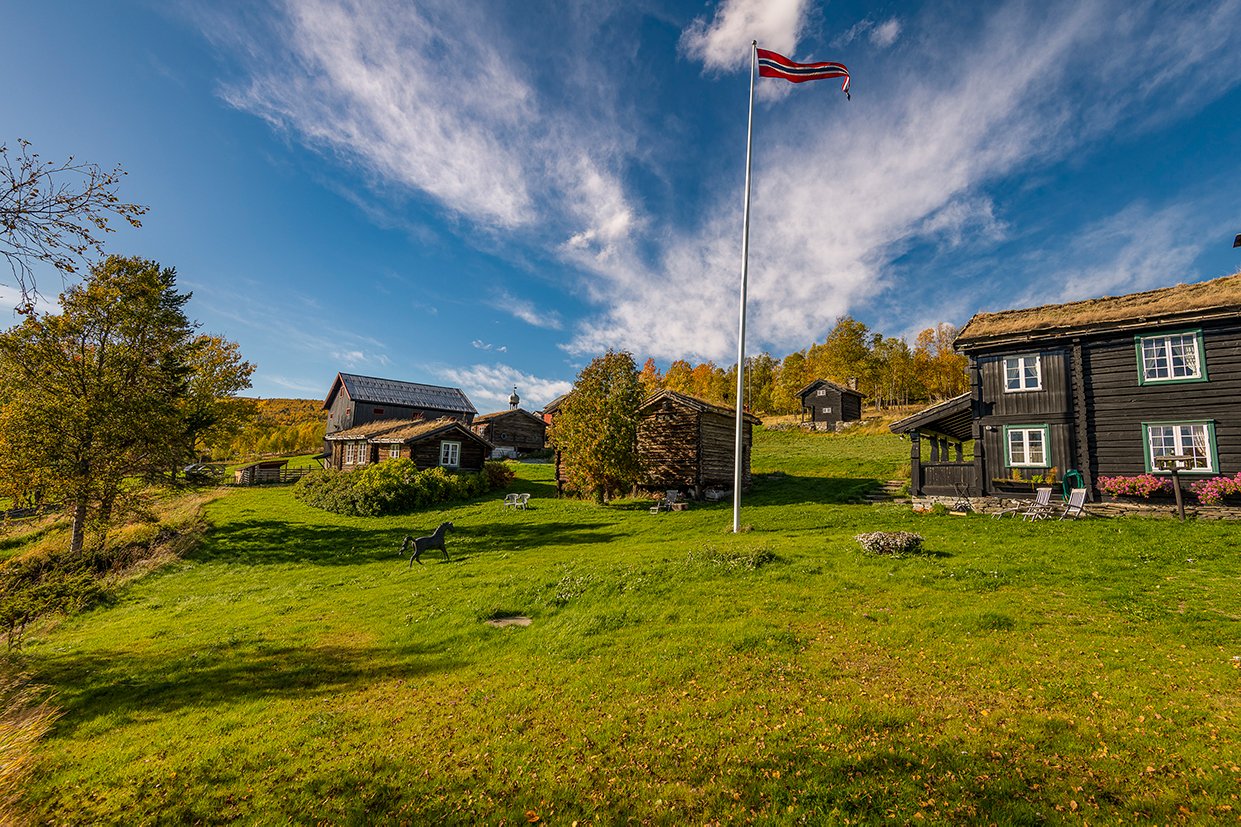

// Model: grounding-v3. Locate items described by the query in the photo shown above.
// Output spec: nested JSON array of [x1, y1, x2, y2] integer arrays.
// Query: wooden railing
[[919, 462, 976, 496]]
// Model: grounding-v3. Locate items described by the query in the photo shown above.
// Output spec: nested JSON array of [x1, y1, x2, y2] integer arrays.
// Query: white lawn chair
[[516, 493, 530, 510], [503, 493, 519, 509], [1058, 488, 1088, 520], [993, 487, 1052, 519]]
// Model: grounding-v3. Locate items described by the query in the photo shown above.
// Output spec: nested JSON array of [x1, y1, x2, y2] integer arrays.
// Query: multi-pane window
[[353, 442, 369, 465], [1145, 422, 1215, 472], [388, 444, 400, 459], [1139, 332, 1203, 383], [821, 406, 832, 414], [1006, 426, 1049, 467], [439, 441, 461, 468], [816, 388, 827, 396], [343, 443, 355, 464], [1003, 355, 1041, 391]]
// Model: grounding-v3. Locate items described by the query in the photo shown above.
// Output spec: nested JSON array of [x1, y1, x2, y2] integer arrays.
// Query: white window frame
[[1137, 331, 1205, 384], [439, 440, 461, 468], [388, 444, 400, 459], [816, 388, 827, 396], [1003, 354, 1042, 392], [343, 443, 354, 464], [1144, 421, 1216, 473], [1004, 425, 1049, 468], [354, 441, 369, 465]]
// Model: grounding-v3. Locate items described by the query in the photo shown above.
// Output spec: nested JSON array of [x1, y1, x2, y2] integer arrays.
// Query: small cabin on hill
[[892, 271, 1241, 500], [325, 417, 492, 472], [797, 379, 864, 431], [322, 372, 476, 438], [637, 390, 761, 497], [471, 409, 547, 457]]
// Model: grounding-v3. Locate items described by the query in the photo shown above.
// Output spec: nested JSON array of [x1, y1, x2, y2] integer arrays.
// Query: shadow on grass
[[748, 473, 883, 506], [192, 519, 623, 566], [35, 643, 463, 734]]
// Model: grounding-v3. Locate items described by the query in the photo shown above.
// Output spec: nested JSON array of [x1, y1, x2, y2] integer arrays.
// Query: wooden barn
[[637, 390, 761, 497], [797, 379, 864, 431], [325, 417, 492, 472], [322, 372, 477, 438], [471, 409, 547, 457], [892, 271, 1241, 499]]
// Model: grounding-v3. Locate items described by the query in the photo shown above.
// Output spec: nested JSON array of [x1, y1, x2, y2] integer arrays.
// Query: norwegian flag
[[757, 48, 850, 99]]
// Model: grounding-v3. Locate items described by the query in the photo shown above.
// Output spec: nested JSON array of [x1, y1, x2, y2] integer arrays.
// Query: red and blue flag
[[757, 48, 850, 99]]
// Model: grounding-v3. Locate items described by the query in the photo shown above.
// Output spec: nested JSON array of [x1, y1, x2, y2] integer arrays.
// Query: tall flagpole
[[733, 41, 757, 534]]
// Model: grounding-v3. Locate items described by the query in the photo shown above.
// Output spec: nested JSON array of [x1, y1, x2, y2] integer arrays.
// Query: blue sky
[[3, 0, 1240, 410]]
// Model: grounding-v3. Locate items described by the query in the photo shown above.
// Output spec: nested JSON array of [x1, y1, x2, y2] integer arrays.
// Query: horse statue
[[400, 521, 454, 566]]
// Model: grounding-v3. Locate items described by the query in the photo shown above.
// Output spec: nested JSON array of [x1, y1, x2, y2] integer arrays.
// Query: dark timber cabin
[[470, 386, 548, 457], [637, 390, 761, 498], [325, 417, 492, 472], [322, 372, 477, 438], [796, 379, 864, 430], [892, 271, 1241, 499], [471, 410, 547, 457]]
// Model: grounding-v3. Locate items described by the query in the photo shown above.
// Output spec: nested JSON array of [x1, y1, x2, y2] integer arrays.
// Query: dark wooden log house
[[471, 409, 547, 457], [796, 379, 864, 430], [322, 372, 477, 438], [892, 271, 1241, 499], [325, 417, 492, 472]]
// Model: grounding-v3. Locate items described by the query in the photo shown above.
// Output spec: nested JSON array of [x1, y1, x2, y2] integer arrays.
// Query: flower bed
[[1190, 471, 1241, 505], [1097, 474, 1172, 499]]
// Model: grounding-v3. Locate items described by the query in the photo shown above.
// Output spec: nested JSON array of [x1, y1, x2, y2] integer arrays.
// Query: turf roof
[[955, 270, 1241, 347]]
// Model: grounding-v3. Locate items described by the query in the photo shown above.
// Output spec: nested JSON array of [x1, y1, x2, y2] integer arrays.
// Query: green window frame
[[1135, 329, 1207, 385], [1141, 420, 1218, 474], [1003, 424, 1051, 468]]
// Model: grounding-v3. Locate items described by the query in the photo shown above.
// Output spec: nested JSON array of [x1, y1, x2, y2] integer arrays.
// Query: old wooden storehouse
[[325, 417, 492, 472], [471, 409, 547, 457], [796, 379, 864, 431], [637, 390, 761, 497], [322, 372, 477, 438], [892, 271, 1241, 499]]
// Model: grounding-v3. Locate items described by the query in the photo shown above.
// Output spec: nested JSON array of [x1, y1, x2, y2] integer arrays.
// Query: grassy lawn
[[13, 429, 1241, 823]]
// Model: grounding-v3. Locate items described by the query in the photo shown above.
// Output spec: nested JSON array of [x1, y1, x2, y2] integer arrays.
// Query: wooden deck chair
[[1057, 487, 1088, 520], [992, 487, 1052, 519]]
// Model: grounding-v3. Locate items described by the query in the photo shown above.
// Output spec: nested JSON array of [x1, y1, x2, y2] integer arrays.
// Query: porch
[[890, 393, 979, 496]]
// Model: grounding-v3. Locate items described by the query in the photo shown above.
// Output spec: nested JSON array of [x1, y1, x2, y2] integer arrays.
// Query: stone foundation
[[911, 495, 1241, 519]]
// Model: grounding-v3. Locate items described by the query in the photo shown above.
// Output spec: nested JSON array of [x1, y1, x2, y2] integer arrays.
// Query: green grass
[[13, 429, 1241, 823]]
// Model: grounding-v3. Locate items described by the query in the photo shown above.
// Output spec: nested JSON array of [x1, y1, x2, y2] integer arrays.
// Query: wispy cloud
[[679, 0, 809, 72], [491, 289, 563, 330], [472, 339, 507, 353], [436, 363, 572, 411], [833, 16, 903, 49], [201, 0, 1241, 366], [567, 0, 1241, 360]]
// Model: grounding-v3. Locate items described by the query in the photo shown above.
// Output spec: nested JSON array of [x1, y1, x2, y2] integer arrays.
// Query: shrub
[[1097, 474, 1172, 499], [1190, 471, 1241, 505], [855, 531, 924, 557], [293, 459, 505, 517], [482, 461, 516, 490]]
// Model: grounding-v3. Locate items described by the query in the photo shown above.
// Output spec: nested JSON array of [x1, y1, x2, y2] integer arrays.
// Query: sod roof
[[955, 270, 1241, 348]]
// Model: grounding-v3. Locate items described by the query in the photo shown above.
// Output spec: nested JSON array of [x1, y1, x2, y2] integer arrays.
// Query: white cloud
[[566, 0, 1241, 360], [472, 339, 508, 353], [491, 290, 563, 330], [212, 0, 638, 246], [869, 18, 902, 48], [438, 363, 572, 411], [679, 0, 810, 71]]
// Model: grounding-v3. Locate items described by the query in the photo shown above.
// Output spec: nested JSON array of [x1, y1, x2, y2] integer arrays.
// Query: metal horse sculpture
[[400, 521, 453, 566]]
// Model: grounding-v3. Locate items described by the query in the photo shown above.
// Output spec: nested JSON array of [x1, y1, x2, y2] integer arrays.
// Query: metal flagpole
[[732, 41, 757, 534]]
